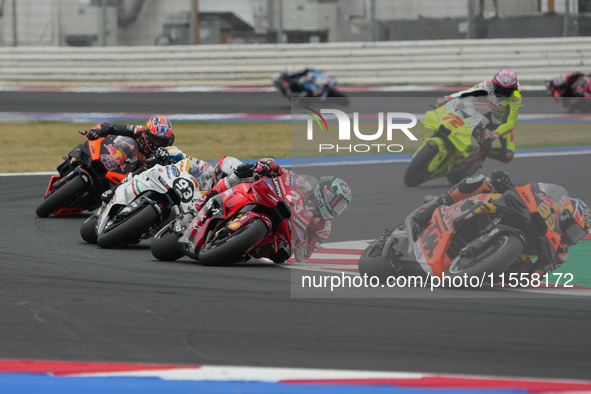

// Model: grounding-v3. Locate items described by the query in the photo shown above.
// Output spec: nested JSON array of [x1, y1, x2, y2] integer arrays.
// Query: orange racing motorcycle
[[358, 183, 564, 282], [36, 135, 139, 218]]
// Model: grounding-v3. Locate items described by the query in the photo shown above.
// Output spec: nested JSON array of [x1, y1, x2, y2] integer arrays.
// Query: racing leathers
[[194, 159, 332, 263], [277, 68, 313, 97], [438, 80, 522, 163], [415, 171, 570, 276]]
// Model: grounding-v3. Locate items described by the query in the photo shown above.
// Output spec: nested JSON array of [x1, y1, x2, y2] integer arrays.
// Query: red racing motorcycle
[[151, 172, 296, 265]]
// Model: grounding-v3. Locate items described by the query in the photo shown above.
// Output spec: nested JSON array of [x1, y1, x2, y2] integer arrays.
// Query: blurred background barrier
[[1, 37, 590, 86], [0, 0, 589, 86]]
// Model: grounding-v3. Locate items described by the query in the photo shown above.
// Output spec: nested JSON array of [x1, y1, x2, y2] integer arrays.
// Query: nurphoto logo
[[303, 108, 418, 153]]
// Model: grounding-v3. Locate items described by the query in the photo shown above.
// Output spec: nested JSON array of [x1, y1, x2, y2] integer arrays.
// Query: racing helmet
[[492, 68, 519, 97], [559, 197, 591, 245], [313, 176, 352, 220], [213, 156, 243, 184], [145, 116, 174, 154]]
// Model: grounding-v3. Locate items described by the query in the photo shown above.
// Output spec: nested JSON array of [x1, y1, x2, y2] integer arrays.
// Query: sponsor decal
[[172, 166, 181, 177], [293, 216, 307, 231], [173, 178, 194, 203], [272, 178, 284, 198], [266, 192, 279, 203], [99, 154, 118, 170]]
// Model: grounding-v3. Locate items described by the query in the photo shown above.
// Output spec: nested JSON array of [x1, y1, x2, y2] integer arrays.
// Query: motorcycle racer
[[100, 146, 214, 203], [546, 71, 591, 112], [437, 69, 521, 164], [275, 67, 313, 98], [414, 169, 591, 275], [194, 158, 353, 263], [82, 116, 175, 165]]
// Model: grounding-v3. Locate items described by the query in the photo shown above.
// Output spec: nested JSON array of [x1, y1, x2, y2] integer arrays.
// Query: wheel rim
[[449, 236, 508, 274]]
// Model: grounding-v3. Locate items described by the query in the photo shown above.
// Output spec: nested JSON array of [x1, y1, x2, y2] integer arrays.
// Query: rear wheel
[[404, 143, 439, 187], [151, 227, 184, 261], [80, 214, 98, 244], [36, 175, 87, 218], [198, 218, 268, 266], [445, 234, 524, 278], [97, 204, 159, 249]]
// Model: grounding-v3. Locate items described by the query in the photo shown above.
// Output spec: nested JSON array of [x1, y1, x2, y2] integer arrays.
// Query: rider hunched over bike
[[276, 66, 314, 98], [414, 169, 591, 275], [193, 158, 353, 263], [547, 71, 591, 112], [437, 69, 521, 164], [84, 116, 215, 201], [83, 116, 175, 165]]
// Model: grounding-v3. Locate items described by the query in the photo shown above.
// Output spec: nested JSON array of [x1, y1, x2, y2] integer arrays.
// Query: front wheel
[[404, 143, 439, 187], [80, 214, 98, 244], [97, 204, 159, 249], [36, 175, 87, 217], [151, 227, 184, 261], [358, 238, 399, 283], [445, 234, 524, 278], [198, 218, 268, 266]]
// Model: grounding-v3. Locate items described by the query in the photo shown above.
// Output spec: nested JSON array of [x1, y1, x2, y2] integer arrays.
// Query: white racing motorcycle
[[81, 158, 206, 249]]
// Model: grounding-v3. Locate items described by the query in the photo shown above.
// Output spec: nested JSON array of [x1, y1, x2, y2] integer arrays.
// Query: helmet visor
[[323, 188, 348, 216], [563, 217, 587, 245], [147, 132, 173, 148], [494, 84, 515, 97]]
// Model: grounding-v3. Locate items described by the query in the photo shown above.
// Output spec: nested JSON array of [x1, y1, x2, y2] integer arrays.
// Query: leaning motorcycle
[[151, 172, 295, 265], [36, 135, 139, 218], [358, 183, 564, 283], [404, 97, 495, 187], [86, 158, 203, 248], [546, 73, 591, 113], [273, 69, 349, 104]]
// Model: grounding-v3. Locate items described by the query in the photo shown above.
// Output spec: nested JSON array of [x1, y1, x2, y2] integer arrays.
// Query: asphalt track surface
[[0, 89, 560, 115], [2, 154, 591, 380]]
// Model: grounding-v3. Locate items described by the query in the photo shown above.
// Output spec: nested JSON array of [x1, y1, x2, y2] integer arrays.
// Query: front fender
[[415, 138, 449, 174]]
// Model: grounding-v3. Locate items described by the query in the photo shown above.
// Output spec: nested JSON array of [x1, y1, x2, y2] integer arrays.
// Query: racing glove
[[254, 158, 280, 179], [154, 147, 170, 164], [234, 163, 255, 179], [490, 169, 514, 193], [481, 129, 500, 143], [82, 121, 112, 140]]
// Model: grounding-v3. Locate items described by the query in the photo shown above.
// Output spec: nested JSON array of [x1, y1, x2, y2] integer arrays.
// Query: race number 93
[[173, 178, 194, 203]]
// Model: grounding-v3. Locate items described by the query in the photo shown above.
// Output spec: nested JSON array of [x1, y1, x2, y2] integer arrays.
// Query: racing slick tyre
[[198, 218, 268, 266], [445, 234, 524, 279], [404, 143, 438, 187], [36, 175, 86, 218], [151, 228, 184, 261], [80, 214, 98, 244], [97, 204, 159, 249], [358, 238, 398, 283]]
